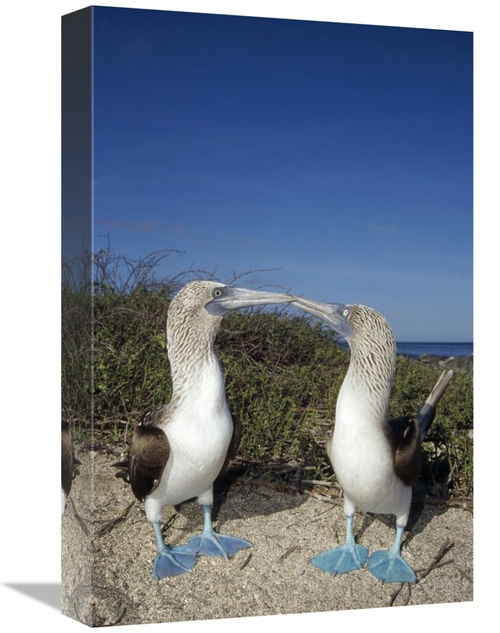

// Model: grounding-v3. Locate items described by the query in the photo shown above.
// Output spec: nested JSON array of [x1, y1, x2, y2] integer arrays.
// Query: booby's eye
[[214, 288, 223, 297], [343, 309, 349, 317]]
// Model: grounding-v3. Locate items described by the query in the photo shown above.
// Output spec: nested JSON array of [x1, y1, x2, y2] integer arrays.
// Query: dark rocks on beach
[[405, 353, 473, 373]]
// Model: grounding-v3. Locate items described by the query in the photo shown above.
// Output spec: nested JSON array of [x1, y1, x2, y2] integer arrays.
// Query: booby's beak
[[205, 286, 294, 316], [291, 296, 354, 338]]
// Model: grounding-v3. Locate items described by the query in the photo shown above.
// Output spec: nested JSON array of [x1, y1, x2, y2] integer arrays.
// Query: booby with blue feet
[[291, 296, 453, 583], [115, 280, 293, 579]]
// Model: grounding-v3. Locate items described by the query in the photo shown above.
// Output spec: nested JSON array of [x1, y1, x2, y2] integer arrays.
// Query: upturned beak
[[205, 286, 294, 316], [290, 296, 354, 338]]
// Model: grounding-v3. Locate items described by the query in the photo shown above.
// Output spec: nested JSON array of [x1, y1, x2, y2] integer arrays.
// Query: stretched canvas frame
[[61, 5, 473, 627]]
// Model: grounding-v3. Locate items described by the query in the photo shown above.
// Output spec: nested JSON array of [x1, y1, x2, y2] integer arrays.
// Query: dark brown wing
[[61, 420, 74, 495], [388, 415, 422, 487], [113, 405, 170, 501], [127, 425, 170, 501], [219, 414, 242, 475]]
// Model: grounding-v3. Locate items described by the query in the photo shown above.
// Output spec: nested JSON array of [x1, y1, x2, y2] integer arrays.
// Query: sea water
[[396, 342, 473, 358]]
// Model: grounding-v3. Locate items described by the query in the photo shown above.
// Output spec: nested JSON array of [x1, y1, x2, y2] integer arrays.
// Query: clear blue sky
[[93, 6, 472, 342]]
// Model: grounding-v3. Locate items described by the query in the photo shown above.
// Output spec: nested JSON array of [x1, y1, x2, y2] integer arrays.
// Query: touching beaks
[[205, 286, 353, 338], [290, 296, 354, 338], [205, 286, 294, 316]]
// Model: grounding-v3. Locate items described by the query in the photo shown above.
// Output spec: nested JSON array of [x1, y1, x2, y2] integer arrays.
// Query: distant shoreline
[[337, 340, 473, 363], [400, 351, 473, 373], [396, 342, 473, 359]]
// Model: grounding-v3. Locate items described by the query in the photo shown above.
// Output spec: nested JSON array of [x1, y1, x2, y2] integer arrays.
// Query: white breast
[[145, 369, 233, 521], [330, 379, 411, 521]]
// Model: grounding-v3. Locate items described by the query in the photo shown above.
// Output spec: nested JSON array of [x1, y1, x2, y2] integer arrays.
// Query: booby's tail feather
[[416, 369, 454, 442]]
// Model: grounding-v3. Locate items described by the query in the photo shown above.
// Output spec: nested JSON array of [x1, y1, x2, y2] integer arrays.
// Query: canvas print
[[61, 6, 473, 627]]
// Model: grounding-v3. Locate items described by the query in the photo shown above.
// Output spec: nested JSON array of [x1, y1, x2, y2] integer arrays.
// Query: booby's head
[[291, 297, 397, 395], [168, 280, 294, 339], [290, 296, 354, 338], [170, 280, 293, 316], [204, 283, 294, 316], [167, 280, 294, 381], [291, 297, 396, 352]]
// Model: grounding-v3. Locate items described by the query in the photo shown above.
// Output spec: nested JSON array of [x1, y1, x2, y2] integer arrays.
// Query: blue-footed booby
[[291, 296, 453, 583], [115, 280, 293, 579]]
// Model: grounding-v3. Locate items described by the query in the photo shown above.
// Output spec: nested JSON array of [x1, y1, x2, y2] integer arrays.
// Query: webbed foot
[[152, 544, 197, 579], [367, 549, 417, 583], [188, 504, 252, 558], [188, 530, 252, 558], [311, 542, 369, 575], [311, 513, 368, 576]]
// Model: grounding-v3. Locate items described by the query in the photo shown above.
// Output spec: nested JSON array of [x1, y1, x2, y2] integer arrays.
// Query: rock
[[404, 354, 473, 373]]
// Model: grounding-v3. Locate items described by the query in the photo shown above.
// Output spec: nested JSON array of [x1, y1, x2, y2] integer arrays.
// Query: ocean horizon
[[336, 341, 473, 357], [396, 342, 473, 358]]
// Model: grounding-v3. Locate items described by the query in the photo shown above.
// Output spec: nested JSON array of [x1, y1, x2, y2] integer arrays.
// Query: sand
[[61, 451, 473, 627]]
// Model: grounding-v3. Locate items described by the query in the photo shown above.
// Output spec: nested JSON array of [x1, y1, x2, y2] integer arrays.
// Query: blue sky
[[93, 7, 472, 342]]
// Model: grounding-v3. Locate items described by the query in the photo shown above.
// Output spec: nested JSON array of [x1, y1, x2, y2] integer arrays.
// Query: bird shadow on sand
[[355, 490, 449, 549], [171, 468, 310, 532]]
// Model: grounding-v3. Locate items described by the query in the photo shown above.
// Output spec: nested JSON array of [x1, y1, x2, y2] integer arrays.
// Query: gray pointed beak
[[205, 286, 294, 316], [291, 296, 354, 338]]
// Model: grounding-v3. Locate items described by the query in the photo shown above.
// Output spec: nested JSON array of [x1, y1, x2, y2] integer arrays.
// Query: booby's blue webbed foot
[[187, 504, 252, 558], [367, 524, 417, 584], [188, 530, 252, 558], [311, 542, 369, 575], [367, 549, 416, 583], [311, 514, 368, 575], [152, 522, 197, 579], [153, 544, 197, 579]]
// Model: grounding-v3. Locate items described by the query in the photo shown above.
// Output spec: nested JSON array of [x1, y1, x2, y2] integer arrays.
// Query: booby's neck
[[167, 311, 225, 399], [340, 326, 396, 424]]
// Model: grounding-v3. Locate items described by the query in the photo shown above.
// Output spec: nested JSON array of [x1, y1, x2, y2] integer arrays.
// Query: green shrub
[[62, 249, 473, 498]]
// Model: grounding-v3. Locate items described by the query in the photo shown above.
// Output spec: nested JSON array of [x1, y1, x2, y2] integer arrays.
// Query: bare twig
[[279, 545, 299, 561], [240, 552, 253, 570], [417, 537, 455, 581], [230, 476, 299, 493], [96, 502, 135, 537], [388, 537, 455, 607], [69, 497, 91, 537], [303, 489, 342, 506], [301, 479, 334, 488], [388, 584, 408, 607]]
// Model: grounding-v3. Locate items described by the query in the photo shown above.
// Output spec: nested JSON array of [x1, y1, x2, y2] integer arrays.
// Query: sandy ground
[[61, 451, 473, 627]]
